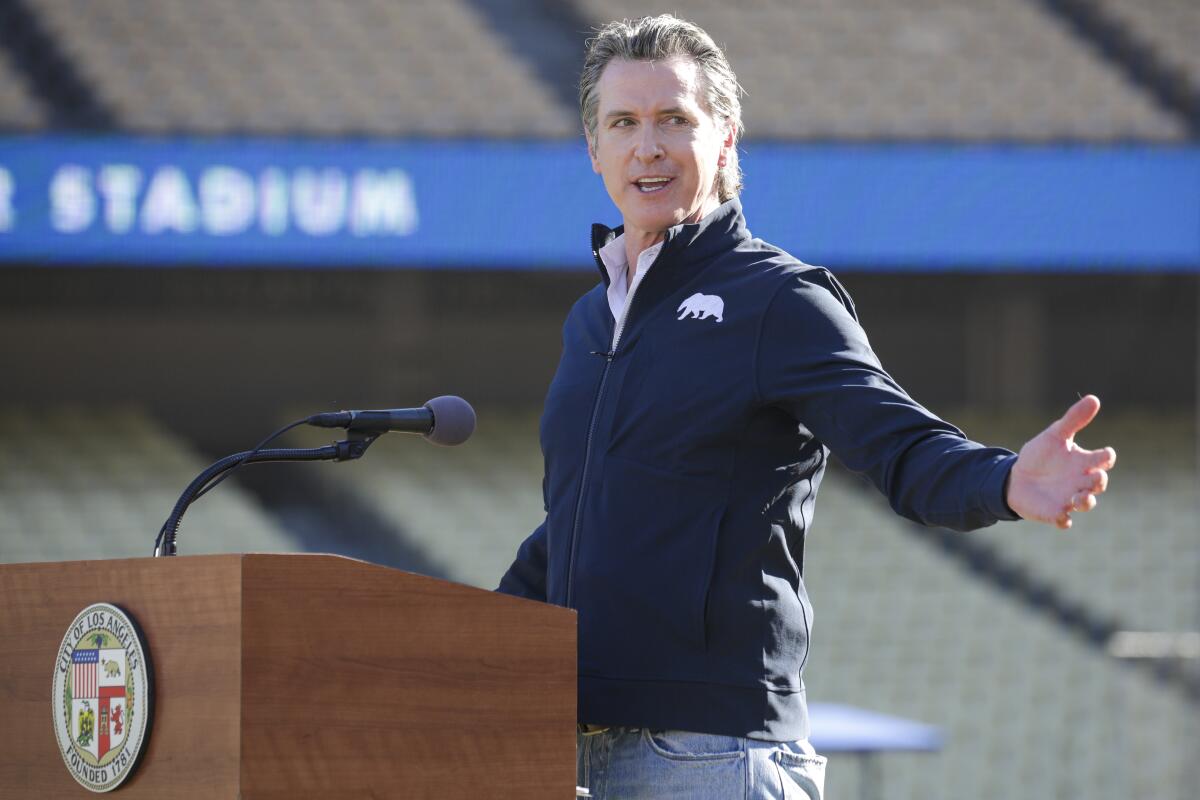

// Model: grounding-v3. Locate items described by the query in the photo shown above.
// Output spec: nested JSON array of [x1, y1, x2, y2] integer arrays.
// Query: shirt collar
[[591, 198, 749, 287], [597, 233, 664, 289]]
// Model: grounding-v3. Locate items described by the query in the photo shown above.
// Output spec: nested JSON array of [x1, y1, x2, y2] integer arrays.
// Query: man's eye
[[667, 116, 691, 125], [612, 118, 633, 128]]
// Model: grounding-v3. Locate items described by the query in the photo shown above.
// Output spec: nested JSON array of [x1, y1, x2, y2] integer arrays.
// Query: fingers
[[1055, 490, 1099, 530], [1070, 467, 1107, 497], [1049, 394, 1101, 439], [1085, 446, 1117, 471], [1062, 492, 1095, 515]]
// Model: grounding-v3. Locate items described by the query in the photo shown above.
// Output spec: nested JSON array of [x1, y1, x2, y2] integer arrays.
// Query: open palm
[[1006, 395, 1116, 529]]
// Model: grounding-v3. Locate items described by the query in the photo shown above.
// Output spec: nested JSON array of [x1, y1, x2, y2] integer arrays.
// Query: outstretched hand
[[1006, 395, 1116, 530]]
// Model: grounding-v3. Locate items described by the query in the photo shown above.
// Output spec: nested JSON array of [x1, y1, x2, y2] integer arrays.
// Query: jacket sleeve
[[496, 518, 549, 600], [756, 269, 1019, 531]]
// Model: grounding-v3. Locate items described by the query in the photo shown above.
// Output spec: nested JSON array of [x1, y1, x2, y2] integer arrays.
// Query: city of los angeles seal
[[52, 603, 152, 792]]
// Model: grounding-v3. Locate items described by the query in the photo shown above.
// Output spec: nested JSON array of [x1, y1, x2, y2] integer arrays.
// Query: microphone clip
[[333, 430, 382, 462]]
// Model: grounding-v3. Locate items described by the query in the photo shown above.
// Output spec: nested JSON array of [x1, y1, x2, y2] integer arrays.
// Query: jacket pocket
[[575, 454, 727, 673]]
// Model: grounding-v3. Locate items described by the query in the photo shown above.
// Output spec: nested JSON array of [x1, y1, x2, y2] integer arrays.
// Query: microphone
[[306, 395, 476, 446]]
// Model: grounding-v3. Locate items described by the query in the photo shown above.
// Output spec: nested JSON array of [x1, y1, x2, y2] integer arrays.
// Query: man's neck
[[623, 230, 665, 287], [619, 195, 724, 284]]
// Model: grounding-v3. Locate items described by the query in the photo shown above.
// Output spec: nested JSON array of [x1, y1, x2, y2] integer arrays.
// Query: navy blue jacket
[[498, 199, 1018, 741]]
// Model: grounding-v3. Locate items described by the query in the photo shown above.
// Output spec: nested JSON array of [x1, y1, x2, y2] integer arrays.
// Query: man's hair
[[580, 15, 745, 201]]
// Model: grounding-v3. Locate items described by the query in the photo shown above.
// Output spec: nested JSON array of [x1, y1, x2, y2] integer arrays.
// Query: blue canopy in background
[[808, 702, 943, 753]]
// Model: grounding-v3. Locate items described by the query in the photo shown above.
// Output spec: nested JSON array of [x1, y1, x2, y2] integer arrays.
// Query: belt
[[578, 723, 612, 736]]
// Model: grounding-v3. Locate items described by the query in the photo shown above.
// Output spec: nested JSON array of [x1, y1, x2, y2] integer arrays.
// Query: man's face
[[589, 56, 734, 243]]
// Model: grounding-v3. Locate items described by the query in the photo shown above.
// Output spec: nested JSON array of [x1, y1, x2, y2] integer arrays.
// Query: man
[[498, 15, 1115, 799]]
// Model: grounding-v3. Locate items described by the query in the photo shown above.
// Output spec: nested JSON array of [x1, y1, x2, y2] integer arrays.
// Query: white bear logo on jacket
[[677, 293, 724, 323]]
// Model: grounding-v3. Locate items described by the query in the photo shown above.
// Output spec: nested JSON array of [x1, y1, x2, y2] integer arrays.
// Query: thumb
[[1049, 394, 1101, 439]]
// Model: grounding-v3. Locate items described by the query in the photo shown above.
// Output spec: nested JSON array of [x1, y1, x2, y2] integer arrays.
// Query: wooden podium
[[0, 554, 577, 798]]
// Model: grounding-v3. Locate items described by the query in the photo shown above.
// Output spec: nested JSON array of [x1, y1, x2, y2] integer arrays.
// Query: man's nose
[[633, 127, 664, 162]]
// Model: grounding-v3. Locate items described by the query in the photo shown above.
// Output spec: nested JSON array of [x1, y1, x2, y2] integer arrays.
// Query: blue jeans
[[577, 728, 826, 799]]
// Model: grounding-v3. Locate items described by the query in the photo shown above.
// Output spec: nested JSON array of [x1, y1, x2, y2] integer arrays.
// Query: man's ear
[[721, 122, 736, 158]]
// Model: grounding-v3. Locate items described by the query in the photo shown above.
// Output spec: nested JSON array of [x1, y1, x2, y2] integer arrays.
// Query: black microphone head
[[423, 395, 475, 446]]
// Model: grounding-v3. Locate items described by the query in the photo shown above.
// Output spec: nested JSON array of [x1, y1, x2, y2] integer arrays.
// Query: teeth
[[636, 177, 671, 192]]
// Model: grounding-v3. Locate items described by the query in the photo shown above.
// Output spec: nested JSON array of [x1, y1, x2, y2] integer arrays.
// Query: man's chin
[[619, 194, 721, 233], [621, 208, 688, 236]]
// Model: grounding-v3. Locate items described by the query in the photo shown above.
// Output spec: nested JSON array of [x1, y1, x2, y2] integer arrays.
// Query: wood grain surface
[[0, 555, 243, 799], [0, 554, 576, 799], [240, 554, 577, 799]]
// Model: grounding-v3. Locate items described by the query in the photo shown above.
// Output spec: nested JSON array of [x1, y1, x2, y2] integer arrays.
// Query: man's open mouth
[[635, 177, 673, 193]]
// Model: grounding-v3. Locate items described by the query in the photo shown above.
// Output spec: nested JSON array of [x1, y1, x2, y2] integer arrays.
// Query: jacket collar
[[591, 198, 751, 287]]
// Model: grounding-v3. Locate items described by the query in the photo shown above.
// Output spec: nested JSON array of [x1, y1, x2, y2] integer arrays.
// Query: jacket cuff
[[980, 453, 1022, 522]]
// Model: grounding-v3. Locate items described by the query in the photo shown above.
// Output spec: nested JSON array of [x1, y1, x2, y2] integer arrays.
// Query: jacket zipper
[[563, 244, 652, 608]]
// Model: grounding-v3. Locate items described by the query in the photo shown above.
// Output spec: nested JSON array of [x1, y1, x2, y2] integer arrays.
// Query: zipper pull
[[589, 350, 615, 361]]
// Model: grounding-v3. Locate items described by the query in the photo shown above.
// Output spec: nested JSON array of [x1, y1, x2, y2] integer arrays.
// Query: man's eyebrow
[[603, 106, 691, 120]]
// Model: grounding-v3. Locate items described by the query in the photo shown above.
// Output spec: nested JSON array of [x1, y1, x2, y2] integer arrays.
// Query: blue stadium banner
[[0, 136, 1196, 270]]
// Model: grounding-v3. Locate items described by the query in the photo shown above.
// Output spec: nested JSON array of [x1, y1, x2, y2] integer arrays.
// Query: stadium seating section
[[27, 0, 575, 136], [575, 0, 1184, 140], [0, 0, 1192, 139], [0, 407, 294, 562]]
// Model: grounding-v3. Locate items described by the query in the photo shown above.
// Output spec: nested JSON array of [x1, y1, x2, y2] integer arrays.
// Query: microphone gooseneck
[[154, 396, 475, 556]]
